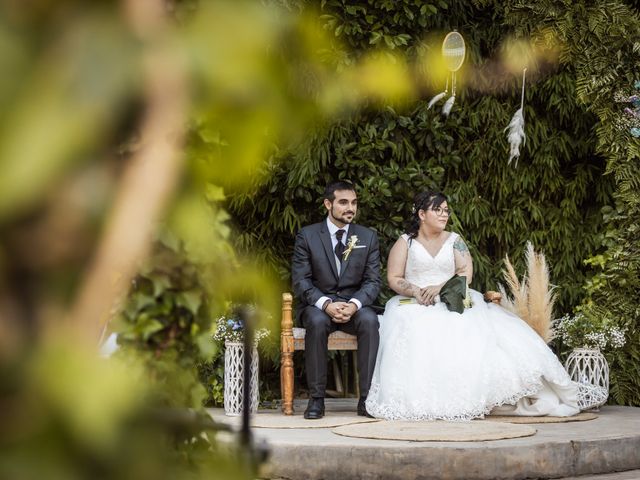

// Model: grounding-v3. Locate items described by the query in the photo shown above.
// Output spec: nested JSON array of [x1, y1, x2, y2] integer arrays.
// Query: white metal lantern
[[224, 341, 259, 416], [564, 348, 609, 410]]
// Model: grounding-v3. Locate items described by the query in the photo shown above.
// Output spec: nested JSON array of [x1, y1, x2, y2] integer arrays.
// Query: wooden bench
[[280, 291, 503, 415]]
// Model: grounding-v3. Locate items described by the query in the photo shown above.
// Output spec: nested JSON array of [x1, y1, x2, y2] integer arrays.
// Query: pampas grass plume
[[525, 242, 555, 342], [501, 254, 528, 321], [499, 244, 555, 342]]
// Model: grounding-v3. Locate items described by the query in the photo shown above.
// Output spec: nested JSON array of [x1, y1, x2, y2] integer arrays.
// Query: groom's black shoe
[[304, 397, 325, 420], [357, 397, 374, 418]]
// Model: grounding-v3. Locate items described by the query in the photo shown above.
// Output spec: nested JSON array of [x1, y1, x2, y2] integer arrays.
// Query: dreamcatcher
[[428, 31, 466, 117]]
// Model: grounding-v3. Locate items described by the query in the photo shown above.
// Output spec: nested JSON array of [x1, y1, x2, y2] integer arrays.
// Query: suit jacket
[[292, 221, 381, 314]]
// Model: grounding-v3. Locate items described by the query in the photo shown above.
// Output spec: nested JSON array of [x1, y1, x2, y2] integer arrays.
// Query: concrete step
[[560, 471, 640, 479], [213, 404, 640, 480]]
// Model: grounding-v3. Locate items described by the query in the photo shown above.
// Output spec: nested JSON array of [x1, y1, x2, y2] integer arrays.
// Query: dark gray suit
[[292, 221, 381, 398]]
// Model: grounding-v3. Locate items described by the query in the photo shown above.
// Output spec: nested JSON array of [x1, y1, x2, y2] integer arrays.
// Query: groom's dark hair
[[323, 181, 356, 201]]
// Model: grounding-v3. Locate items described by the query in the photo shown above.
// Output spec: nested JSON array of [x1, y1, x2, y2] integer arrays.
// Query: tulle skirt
[[365, 290, 579, 421]]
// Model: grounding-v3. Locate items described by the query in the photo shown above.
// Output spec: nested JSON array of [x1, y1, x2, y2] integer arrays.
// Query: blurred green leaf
[[0, 10, 139, 221]]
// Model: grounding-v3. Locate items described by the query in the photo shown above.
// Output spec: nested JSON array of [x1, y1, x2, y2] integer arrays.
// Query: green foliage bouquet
[[552, 312, 627, 351]]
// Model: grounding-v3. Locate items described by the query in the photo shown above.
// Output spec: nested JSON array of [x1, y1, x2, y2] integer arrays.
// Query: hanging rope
[[442, 72, 456, 117], [520, 67, 527, 112]]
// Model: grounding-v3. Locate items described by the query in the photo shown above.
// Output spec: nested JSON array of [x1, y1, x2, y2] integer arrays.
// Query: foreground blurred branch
[[68, 0, 187, 342]]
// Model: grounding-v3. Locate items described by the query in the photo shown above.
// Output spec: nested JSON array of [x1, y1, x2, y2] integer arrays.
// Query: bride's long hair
[[406, 191, 448, 239]]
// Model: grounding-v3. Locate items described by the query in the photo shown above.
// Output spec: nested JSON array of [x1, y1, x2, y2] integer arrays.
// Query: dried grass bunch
[[499, 242, 555, 342]]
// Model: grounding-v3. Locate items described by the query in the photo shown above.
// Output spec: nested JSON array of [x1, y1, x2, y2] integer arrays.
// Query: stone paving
[[209, 400, 640, 480]]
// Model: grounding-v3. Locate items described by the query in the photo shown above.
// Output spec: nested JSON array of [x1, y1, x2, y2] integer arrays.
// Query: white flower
[[463, 283, 473, 309], [343, 235, 364, 261], [552, 312, 627, 351], [213, 309, 271, 345]]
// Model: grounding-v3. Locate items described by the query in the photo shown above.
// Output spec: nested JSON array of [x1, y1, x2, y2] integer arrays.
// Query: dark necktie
[[335, 229, 346, 263]]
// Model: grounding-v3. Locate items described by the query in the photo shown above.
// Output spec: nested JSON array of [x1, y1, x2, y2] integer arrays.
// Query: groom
[[292, 180, 381, 419]]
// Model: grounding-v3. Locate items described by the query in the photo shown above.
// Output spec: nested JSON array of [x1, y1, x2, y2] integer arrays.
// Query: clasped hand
[[414, 284, 443, 305], [326, 301, 357, 323]]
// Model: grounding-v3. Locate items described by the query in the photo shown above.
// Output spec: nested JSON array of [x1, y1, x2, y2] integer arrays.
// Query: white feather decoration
[[427, 91, 447, 110], [441, 94, 455, 117], [504, 107, 526, 166]]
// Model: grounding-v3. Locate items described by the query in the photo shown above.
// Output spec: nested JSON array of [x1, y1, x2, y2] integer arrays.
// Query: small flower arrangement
[[552, 312, 627, 351], [463, 284, 473, 309], [213, 305, 270, 344]]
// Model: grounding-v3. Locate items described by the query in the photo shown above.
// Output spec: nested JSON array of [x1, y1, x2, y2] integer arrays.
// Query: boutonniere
[[343, 235, 366, 261]]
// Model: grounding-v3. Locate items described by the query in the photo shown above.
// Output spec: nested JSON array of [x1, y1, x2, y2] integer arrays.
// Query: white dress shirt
[[314, 218, 362, 311]]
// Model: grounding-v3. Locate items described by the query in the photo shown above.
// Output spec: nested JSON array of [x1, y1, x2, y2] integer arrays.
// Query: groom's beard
[[330, 207, 355, 225]]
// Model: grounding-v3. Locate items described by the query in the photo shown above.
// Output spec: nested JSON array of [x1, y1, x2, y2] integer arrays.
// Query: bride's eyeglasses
[[430, 206, 450, 217]]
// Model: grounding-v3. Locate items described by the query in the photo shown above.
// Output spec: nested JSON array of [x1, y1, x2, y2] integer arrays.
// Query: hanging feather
[[441, 94, 455, 117], [428, 77, 449, 110], [427, 91, 447, 110], [504, 68, 527, 167], [504, 107, 525, 166]]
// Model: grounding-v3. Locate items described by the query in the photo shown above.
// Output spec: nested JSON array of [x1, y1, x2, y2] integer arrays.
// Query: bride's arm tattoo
[[453, 237, 473, 280], [453, 237, 469, 254], [396, 278, 419, 297]]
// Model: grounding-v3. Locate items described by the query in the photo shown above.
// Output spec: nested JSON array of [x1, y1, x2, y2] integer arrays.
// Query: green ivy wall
[[227, 1, 640, 404]]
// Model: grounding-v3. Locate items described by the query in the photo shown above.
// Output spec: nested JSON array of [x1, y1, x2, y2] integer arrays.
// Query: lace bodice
[[402, 232, 458, 287]]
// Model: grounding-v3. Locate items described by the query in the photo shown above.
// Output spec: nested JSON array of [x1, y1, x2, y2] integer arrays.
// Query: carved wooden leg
[[280, 293, 295, 415]]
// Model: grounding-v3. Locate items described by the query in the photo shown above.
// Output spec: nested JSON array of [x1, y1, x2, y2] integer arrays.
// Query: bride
[[365, 191, 579, 421]]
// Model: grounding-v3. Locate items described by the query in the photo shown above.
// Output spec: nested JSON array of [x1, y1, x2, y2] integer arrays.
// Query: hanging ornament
[[428, 31, 466, 117], [505, 68, 527, 166], [427, 77, 448, 110]]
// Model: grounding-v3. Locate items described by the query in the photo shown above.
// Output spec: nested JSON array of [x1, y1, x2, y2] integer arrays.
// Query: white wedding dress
[[365, 233, 579, 421]]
